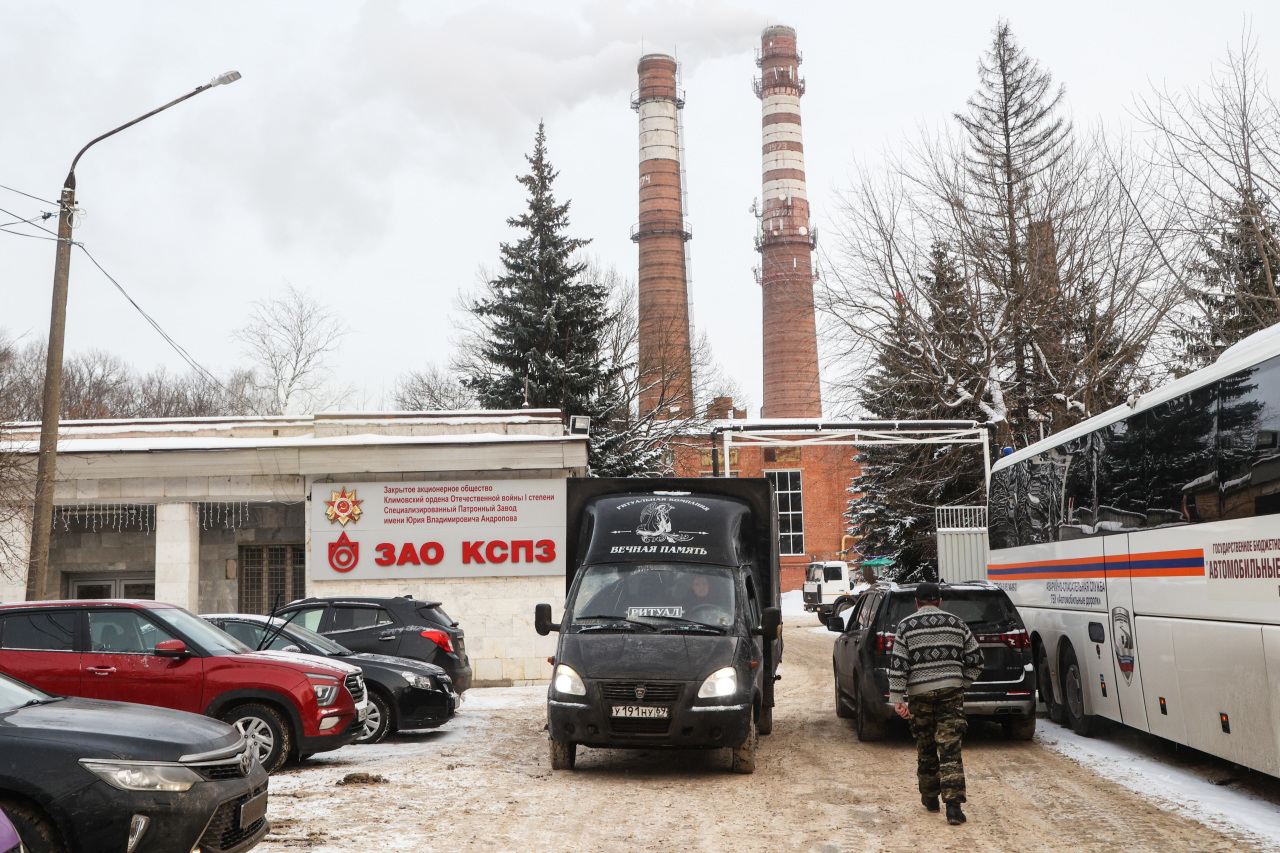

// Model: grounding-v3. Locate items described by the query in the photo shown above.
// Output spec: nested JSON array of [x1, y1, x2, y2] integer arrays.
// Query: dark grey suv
[[276, 596, 472, 692], [828, 581, 1036, 741]]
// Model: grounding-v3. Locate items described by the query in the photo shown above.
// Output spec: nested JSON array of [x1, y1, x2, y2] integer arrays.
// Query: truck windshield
[[569, 565, 736, 631], [806, 565, 823, 583]]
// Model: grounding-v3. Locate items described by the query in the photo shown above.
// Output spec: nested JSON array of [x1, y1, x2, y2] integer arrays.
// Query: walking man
[[888, 582, 984, 825]]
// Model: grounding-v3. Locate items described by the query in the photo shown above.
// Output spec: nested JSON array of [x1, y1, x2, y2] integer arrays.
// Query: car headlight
[[313, 684, 340, 705], [697, 666, 738, 699], [401, 671, 435, 690], [552, 664, 586, 696], [80, 760, 201, 792]]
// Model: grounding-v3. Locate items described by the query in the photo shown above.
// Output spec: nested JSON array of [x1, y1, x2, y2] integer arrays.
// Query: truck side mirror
[[759, 607, 782, 640], [534, 603, 560, 636]]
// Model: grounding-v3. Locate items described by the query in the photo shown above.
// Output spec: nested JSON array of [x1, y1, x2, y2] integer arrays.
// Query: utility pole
[[25, 71, 241, 601]]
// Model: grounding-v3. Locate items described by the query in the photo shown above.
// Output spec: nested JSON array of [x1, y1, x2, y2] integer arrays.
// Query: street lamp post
[[26, 71, 242, 601]]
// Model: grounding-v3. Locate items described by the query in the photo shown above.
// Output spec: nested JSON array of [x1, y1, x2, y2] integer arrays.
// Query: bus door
[[1102, 535, 1149, 732]]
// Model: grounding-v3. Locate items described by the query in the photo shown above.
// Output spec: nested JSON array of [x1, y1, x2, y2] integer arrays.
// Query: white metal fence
[[935, 506, 988, 583]]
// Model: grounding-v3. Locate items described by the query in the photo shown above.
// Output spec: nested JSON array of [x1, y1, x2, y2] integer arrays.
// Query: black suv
[[829, 581, 1035, 741], [276, 596, 472, 692]]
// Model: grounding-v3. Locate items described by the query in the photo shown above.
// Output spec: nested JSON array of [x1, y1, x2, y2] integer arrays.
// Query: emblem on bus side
[[1111, 607, 1134, 684]]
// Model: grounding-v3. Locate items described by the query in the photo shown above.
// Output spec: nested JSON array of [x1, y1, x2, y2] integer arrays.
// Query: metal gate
[[935, 506, 988, 583]]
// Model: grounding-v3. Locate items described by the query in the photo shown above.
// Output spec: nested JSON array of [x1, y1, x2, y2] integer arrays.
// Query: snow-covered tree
[[845, 247, 986, 582], [825, 21, 1177, 453], [393, 364, 476, 411], [460, 125, 648, 475], [234, 285, 350, 415]]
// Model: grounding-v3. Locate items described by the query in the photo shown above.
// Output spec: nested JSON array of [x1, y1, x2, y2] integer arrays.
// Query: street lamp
[[26, 71, 241, 601]]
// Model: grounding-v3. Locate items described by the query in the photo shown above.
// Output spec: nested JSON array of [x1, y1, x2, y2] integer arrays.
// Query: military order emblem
[[329, 532, 359, 572], [325, 488, 363, 526]]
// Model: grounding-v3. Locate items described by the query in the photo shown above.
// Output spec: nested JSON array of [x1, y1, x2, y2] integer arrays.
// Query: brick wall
[[670, 439, 860, 592]]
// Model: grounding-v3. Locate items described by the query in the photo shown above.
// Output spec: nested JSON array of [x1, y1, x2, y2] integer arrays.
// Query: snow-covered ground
[[1038, 725, 1280, 850]]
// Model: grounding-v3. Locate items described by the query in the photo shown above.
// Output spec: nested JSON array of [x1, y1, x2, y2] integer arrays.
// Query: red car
[[0, 600, 368, 773]]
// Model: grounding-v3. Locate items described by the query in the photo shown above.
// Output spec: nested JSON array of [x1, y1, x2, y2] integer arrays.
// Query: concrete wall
[[49, 512, 156, 594], [198, 504, 306, 614], [307, 575, 563, 687], [0, 506, 31, 602]]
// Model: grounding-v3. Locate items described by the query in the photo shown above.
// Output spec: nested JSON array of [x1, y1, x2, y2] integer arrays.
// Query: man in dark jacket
[[888, 583, 984, 825]]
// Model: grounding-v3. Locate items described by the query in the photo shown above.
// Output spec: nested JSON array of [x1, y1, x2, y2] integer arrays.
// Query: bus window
[[1097, 417, 1149, 529], [1020, 436, 1092, 543], [1219, 354, 1280, 519], [1145, 385, 1216, 524]]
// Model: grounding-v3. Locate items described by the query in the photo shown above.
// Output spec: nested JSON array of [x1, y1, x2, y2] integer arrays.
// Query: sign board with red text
[[309, 479, 566, 579]]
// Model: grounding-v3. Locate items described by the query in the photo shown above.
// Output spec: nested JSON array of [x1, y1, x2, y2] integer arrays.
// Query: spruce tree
[[847, 247, 986, 582], [463, 124, 646, 475], [1177, 201, 1280, 373]]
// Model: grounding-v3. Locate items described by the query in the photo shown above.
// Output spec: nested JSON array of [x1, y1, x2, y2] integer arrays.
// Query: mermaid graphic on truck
[[636, 502, 695, 544]]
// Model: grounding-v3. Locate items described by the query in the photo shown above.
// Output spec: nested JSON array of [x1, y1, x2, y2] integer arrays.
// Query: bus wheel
[[1060, 644, 1096, 737], [1036, 644, 1064, 724]]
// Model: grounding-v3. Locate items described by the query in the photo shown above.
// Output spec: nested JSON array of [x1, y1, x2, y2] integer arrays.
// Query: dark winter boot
[[921, 795, 940, 812], [946, 802, 967, 825]]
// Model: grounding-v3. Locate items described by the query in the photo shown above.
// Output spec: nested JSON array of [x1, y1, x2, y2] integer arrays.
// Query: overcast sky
[[2, 1, 1278, 416]]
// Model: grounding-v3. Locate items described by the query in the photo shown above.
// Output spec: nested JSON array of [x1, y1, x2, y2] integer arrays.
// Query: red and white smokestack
[[756, 25, 822, 418], [633, 54, 694, 419]]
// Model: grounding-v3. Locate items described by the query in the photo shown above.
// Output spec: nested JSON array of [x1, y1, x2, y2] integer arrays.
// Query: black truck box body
[[564, 477, 781, 612]]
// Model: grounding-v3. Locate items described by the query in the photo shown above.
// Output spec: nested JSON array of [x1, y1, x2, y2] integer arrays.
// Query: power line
[[0, 203, 59, 241], [0, 183, 56, 206], [74, 243, 259, 412]]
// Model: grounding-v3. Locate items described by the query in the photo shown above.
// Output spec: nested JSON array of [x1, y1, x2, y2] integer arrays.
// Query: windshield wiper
[[577, 623, 639, 632], [20, 697, 63, 708], [629, 614, 727, 633]]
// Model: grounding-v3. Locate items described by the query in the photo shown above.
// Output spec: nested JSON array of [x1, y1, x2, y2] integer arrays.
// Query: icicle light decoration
[[196, 502, 251, 531], [55, 504, 156, 535]]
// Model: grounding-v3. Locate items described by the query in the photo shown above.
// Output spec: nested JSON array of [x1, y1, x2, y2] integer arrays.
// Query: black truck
[[534, 478, 783, 774]]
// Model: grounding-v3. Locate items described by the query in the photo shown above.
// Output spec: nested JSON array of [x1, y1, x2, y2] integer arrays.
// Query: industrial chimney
[[755, 25, 822, 418], [633, 54, 694, 419]]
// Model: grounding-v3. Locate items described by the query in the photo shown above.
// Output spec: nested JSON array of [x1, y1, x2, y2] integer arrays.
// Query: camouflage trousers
[[908, 686, 967, 804]]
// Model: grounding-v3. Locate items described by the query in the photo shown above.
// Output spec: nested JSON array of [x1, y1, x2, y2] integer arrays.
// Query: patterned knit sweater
[[887, 606, 985, 704]]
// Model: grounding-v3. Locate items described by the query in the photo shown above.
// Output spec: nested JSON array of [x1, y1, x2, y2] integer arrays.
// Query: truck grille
[[610, 717, 671, 735], [600, 682, 682, 702], [199, 784, 267, 852], [345, 673, 366, 704]]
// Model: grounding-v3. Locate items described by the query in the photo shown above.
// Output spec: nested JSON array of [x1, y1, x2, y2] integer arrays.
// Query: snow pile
[[780, 589, 807, 618], [1038, 726, 1280, 850]]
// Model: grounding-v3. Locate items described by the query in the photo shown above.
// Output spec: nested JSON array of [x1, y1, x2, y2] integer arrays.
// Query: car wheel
[[1002, 715, 1036, 740], [355, 691, 393, 745], [222, 703, 291, 774], [854, 680, 887, 742], [1060, 644, 1096, 737], [730, 713, 757, 774], [0, 799, 67, 853], [757, 702, 774, 735], [1037, 644, 1064, 724], [834, 670, 854, 719], [549, 737, 576, 770]]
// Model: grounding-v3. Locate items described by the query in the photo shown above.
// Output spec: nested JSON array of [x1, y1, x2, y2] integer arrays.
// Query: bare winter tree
[[393, 364, 477, 411], [0, 332, 34, 586], [1136, 32, 1280, 369], [824, 21, 1181, 450], [234, 285, 351, 415]]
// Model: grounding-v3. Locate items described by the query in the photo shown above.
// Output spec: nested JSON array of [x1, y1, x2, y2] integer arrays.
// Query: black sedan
[[204, 614, 458, 745], [275, 596, 473, 692], [0, 672, 268, 853]]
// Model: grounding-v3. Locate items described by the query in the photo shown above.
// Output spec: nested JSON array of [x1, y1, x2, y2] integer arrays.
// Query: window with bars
[[239, 545, 306, 615], [765, 470, 804, 556]]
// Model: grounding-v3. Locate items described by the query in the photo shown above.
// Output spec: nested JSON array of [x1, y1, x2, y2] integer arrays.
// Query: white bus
[[987, 325, 1280, 777]]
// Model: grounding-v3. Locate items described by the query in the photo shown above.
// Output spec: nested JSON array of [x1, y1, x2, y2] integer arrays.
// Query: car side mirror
[[826, 614, 845, 632], [154, 639, 188, 658], [758, 607, 782, 640], [534, 603, 560, 636]]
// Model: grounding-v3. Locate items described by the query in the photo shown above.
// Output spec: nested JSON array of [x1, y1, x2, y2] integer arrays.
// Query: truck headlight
[[402, 671, 435, 690], [80, 760, 201, 792], [697, 666, 737, 699], [553, 664, 586, 696]]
